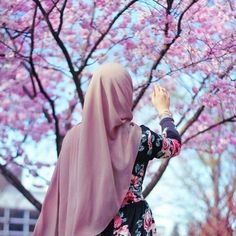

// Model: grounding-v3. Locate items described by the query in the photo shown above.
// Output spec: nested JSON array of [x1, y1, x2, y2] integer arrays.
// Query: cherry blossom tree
[[175, 132, 236, 235], [0, 0, 235, 211]]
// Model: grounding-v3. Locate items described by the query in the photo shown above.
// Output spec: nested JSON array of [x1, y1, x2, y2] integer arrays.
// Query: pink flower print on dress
[[139, 168, 144, 177], [114, 225, 131, 236], [122, 190, 139, 205], [131, 175, 139, 187], [143, 210, 153, 233], [114, 215, 122, 229], [162, 136, 169, 151], [171, 139, 181, 157], [161, 138, 181, 158]]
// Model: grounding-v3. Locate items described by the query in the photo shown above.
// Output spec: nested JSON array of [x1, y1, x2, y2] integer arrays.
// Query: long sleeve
[[139, 117, 181, 160], [159, 117, 181, 144]]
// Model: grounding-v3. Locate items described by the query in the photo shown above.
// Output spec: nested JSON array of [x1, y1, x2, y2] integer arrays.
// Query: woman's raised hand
[[151, 85, 170, 114]]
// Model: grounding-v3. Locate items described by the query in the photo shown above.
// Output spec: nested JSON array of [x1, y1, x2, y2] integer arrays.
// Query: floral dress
[[99, 117, 182, 236]]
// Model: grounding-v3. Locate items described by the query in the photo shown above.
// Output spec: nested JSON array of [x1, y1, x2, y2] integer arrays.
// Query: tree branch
[[0, 163, 41, 211], [77, 0, 138, 75], [182, 115, 236, 145], [179, 105, 205, 136], [29, 6, 62, 155], [57, 0, 68, 35], [32, 0, 84, 105], [176, 76, 208, 127], [132, 0, 198, 110]]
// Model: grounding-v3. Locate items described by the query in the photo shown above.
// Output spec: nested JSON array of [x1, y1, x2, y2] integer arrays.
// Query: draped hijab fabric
[[33, 63, 142, 236]]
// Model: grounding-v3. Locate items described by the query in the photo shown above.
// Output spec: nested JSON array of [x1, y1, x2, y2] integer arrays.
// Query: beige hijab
[[33, 63, 142, 235]]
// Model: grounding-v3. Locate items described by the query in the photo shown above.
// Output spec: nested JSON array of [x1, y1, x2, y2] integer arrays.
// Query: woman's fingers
[[153, 86, 156, 96], [153, 86, 157, 96], [154, 85, 165, 95], [155, 85, 161, 95], [152, 85, 169, 100]]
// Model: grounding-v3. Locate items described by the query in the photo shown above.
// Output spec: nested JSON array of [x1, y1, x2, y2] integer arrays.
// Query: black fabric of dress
[[98, 117, 182, 236]]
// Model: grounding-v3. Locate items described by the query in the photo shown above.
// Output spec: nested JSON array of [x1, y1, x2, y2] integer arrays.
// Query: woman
[[33, 63, 181, 236]]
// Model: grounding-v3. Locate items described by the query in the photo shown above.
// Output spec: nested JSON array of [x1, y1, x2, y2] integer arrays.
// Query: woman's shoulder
[[139, 124, 151, 132], [138, 124, 160, 138], [139, 124, 147, 128]]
